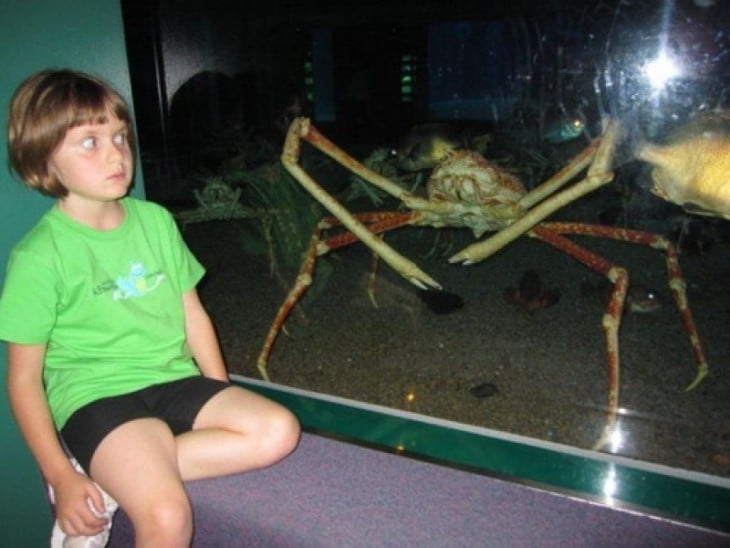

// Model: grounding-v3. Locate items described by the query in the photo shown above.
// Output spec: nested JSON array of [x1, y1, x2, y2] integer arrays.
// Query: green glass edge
[[233, 378, 729, 530]]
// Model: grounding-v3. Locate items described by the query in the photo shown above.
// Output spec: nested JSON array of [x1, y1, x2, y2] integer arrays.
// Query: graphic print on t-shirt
[[113, 260, 165, 300]]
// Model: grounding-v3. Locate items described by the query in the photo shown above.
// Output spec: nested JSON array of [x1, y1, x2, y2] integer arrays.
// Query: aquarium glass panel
[[122, 0, 730, 482]]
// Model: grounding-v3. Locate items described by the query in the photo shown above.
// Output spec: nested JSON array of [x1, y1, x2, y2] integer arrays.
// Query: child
[[0, 69, 300, 547]]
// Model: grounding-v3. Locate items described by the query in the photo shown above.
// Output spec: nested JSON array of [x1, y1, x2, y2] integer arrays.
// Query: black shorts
[[60, 376, 230, 473]]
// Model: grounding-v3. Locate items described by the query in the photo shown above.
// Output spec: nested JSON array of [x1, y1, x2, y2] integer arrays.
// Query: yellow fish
[[635, 110, 730, 219], [394, 124, 462, 172]]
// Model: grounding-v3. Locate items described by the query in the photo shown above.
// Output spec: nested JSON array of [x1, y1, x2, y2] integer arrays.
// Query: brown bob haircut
[[7, 69, 136, 198]]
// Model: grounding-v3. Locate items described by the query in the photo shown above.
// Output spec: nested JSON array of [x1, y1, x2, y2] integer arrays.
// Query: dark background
[[120, 1, 730, 204]]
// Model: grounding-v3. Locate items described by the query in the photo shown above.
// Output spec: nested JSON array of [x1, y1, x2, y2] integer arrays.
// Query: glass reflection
[[122, 0, 730, 479], [602, 463, 619, 504]]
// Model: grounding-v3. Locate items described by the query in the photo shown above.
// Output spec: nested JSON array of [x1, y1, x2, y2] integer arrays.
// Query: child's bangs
[[64, 81, 128, 129], [66, 98, 119, 129]]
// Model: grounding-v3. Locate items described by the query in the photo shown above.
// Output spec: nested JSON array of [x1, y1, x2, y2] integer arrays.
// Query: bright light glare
[[602, 464, 618, 500], [609, 422, 624, 453], [644, 52, 682, 90]]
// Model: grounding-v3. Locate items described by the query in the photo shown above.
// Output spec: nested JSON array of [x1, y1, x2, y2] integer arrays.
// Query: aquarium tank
[[122, 0, 729, 481]]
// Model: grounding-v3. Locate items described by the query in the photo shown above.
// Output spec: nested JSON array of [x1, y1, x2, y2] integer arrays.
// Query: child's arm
[[182, 288, 230, 382], [7, 343, 76, 484], [6, 343, 108, 535]]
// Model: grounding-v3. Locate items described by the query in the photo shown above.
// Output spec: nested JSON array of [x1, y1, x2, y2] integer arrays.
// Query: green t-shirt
[[0, 197, 205, 429]]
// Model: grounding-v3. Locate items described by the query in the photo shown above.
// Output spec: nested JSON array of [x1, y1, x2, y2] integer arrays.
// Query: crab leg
[[531, 222, 709, 450], [282, 118, 440, 291], [449, 121, 620, 265], [518, 137, 599, 210], [538, 223, 708, 390], [257, 229, 320, 381], [529, 225, 626, 450], [316, 212, 417, 253], [297, 119, 410, 200], [661, 247, 709, 391], [257, 211, 421, 381]]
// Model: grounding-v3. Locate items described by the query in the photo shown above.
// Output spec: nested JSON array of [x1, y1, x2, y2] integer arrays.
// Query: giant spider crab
[[257, 116, 709, 450]]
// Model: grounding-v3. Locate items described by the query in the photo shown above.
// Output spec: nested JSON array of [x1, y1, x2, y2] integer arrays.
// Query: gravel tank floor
[[181, 211, 730, 478]]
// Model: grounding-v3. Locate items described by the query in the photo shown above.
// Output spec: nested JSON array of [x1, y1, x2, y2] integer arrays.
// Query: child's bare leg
[[89, 418, 193, 548], [176, 385, 300, 480], [87, 386, 298, 546]]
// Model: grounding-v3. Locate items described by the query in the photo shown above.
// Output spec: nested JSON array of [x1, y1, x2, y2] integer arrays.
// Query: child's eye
[[81, 137, 97, 149], [113, 132, 127, 146]]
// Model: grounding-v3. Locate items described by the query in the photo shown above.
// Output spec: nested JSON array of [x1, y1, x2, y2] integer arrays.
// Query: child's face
[[49, 110, 133, 204]]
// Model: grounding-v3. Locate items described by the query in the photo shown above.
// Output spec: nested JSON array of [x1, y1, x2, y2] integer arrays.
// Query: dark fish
[[419, 289, 464, 314], [503, 269, 560, 315], [469, 382, 499, 399], [626, 285, 663, 314], [543, 115, 585, 144], [579, 277, 663, 314]]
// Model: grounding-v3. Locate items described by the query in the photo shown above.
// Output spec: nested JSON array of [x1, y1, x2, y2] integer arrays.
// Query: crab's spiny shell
[[427, 150, 525, 206], [423, 150, 526, 236]]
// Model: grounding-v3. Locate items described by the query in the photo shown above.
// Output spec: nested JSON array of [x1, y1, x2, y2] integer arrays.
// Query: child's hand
[[51, 469, 109, 537]]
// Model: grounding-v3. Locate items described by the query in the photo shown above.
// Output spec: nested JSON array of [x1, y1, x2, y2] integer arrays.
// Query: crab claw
[[370, 237, 441, 290], [402, 263, 442, 291], [448, 253, 477, 266], [448, 243, 498, 265]]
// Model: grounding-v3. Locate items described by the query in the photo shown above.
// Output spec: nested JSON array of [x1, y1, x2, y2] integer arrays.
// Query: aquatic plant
[[228, 161, 334, 307]]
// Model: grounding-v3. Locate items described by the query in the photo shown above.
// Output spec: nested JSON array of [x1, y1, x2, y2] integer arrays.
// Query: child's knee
[[269, 406, 301, 459], [133, 493, 193, 546]]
